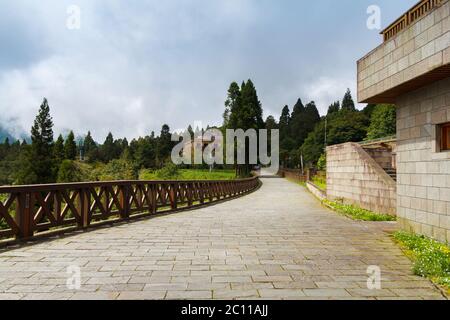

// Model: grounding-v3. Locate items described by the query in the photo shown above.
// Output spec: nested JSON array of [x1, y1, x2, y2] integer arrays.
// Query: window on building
[[441, 123, 450, 151]]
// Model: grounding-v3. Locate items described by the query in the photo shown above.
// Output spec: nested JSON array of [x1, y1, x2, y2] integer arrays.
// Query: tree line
[[271, 89, 396, 169], [224, 82, 396, 171], [0, 81, 396, 185], [0, 98, 177, 185]]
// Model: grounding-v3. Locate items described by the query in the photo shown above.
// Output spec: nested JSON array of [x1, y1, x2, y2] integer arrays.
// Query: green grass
[[394, 231, 450, 293], [139, 169, 236, 181], [322, 199, 396, 222], [312, 176, 326, 191], [287, 177, 395, 222]]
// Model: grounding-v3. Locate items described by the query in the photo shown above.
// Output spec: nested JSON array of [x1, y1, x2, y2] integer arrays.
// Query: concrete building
[[357, 0, 450, 241]]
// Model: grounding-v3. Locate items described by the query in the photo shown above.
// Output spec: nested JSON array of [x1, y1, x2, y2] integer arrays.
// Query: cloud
[[0, 0, 417, 140]]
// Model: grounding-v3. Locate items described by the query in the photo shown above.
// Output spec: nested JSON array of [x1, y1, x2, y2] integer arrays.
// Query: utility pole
[[324, 116, 328, 150], [300, 153, 304, 175], [79, 140, 84, 162]]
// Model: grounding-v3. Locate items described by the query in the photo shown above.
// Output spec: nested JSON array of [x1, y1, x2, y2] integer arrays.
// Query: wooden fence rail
[[0, 177, 260, 242], [278, 169, 307, 182]]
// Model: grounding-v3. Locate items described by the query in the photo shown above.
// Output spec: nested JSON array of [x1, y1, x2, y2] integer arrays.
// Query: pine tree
[[226, 82, 242, 129], [118, 138, 129, 158], [291, 99, 305, 121], [135, 136, 156, 169], [157, 125, 173, 165], [290, 99, 320, 150], [83, 131, 95, 153], [289, 99, 305, 148], [327, 101, 340, 116], [187, 125, 194, 139], [83, 131, 98, 162], [265, 116, 278, 130], [226, 80, 264, 176], [341, 89, 356, 111], [54, 134, 65, 162], [101, 132, 117, 163], [64, 131, 77, 160], [304, 102, 321, 127], [16, 98, 56, 184], [278, 105, 294, 167], [279, 105, 290, 134]]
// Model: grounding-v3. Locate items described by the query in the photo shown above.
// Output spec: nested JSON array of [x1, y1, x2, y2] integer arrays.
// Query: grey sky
[[0, 0, 417, 141]]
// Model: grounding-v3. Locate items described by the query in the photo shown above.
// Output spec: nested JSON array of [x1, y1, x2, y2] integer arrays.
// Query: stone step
[[383, 168, 397, 181]]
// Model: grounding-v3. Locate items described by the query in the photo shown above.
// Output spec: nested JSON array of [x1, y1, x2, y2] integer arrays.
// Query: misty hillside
[[0, 126, 14, 143]]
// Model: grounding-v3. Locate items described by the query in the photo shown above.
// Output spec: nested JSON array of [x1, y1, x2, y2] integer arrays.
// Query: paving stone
[[252, 276, 293, 283], [166, 290, 212, 300], [212, 276, 253, 283], [22, 293, 74, 300], [258, 289, 305, 299], [347, 289, 396, 297], [144, 283, 188, 291], [117, 291, 166, 300], [70, 291, 120, 300], [213, 289, 259, 299], [303, 289, 351, 297], [0, 293, 25, 300], [273, 281, 317, 289], [389, 288, 445, 297], [0, 178, 445, 300]]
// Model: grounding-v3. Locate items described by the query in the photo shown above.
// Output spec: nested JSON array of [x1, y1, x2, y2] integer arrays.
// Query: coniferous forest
[[0, 81, 396, 185]]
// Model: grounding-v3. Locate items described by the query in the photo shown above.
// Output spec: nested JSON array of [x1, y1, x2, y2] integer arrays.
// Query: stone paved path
[[0, 178, 446, 300]]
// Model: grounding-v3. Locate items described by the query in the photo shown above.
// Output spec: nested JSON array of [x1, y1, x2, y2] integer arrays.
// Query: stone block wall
[[396, 77, 450, 242], [364, 146, 396, 170], [357, 0, 449, 102], [326, 143, 397, 215]]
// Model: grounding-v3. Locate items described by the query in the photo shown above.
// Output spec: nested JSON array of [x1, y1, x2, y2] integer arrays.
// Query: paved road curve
[[0, 178, 446, 300]]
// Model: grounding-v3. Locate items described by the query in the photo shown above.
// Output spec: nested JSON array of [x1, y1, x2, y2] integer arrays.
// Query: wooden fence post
[[199, 182, 204, 204], [187, 183, 193, 206], [119, 185, 130, 219], [15, 192, 34, 239], [151, 184, 157, 213], [170, 183, 178, 210], [77, 189, 90, 228]]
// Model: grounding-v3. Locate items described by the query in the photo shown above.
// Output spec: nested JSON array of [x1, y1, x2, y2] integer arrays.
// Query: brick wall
[[396, 77, 450, 242], [326, 143, 397, 215]]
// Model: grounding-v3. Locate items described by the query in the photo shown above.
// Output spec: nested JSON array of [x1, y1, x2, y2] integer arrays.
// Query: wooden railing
[[278, 168, 307, 182], [278, 168, 326, 183], [0, 177, 260, 242], [381, 0, 444, 41]]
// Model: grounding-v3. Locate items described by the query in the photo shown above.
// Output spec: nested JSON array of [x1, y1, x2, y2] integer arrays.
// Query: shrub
[[57, 160, 83, 183], [317, 153, 326, 171], [57, 160, 93, 183], [155, 163, 180, 180], [97, 159, 137, 181]]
